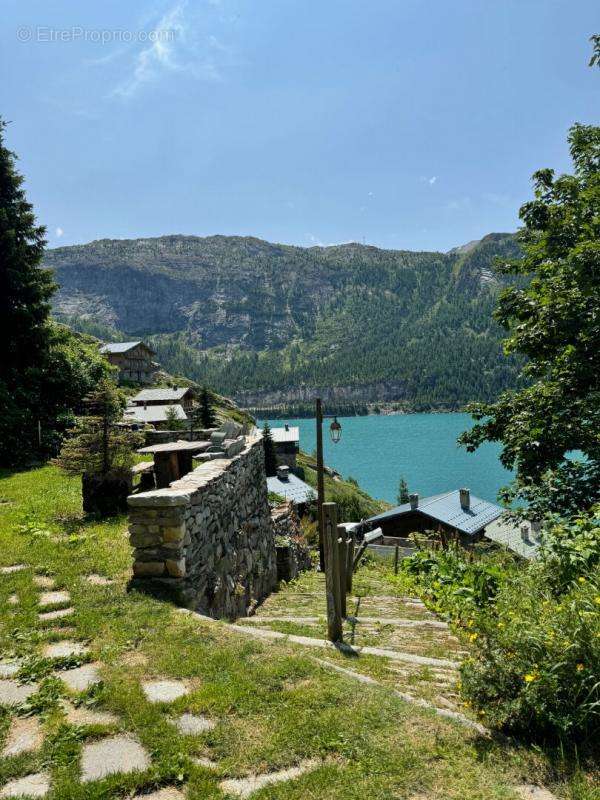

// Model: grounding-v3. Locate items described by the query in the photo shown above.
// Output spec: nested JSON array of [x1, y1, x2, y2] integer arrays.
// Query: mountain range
[[45, 232, 522, 411]]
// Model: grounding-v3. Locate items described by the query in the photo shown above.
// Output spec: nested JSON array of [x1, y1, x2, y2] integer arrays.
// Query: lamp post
[[316, 398, 342, 570]]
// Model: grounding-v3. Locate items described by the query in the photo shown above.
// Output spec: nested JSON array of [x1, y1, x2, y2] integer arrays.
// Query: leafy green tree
[[460, 115, 600, 513], [397, 476, 410, 505], [0, 118, 108, 465], [165, 405, 186, 431], [262, 422, 278, 477]]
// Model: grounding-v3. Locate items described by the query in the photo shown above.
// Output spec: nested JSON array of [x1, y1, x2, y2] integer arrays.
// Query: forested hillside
[[46, 232, 522, 410]]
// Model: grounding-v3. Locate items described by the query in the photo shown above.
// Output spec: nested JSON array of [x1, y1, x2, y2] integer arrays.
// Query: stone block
[[133, 561, 165, 577], [129, 531, 161, 548], [163, 524, 185, 542], [166, 558, 186, 578]]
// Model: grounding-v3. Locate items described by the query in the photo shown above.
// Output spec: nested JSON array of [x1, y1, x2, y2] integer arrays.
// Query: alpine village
[[0, 15, 599, 800]]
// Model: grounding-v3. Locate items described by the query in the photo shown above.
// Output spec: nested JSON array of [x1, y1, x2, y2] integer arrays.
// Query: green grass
[[0, 466, 599, 799]]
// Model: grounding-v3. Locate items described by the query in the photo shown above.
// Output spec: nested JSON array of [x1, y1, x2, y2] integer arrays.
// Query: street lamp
[[315, 399, 342, 570]]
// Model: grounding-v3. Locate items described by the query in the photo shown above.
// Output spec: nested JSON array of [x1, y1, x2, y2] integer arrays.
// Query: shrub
[[460, 567, 600, 740]]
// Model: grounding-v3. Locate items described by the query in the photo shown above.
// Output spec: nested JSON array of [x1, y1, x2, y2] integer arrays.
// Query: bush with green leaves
[[460, 566, 600, 740]]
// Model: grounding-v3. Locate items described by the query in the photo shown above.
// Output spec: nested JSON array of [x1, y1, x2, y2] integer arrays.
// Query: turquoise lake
[[260, 413, 512, 506]]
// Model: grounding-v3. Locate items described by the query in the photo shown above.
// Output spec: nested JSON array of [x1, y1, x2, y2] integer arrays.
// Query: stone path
[[60, 663, 101, 692], [80, 735, 151, 782], [1, 717, 43, 757], [60, 699, 118, 727], [220, 759, 320, 799], [0, 564, 28, 574], [0, 772, 50, 798], [142, 679, 190, 703], [39, 607, 74, 621], [238, 614, 449, 629], [85, 573, 114, 586], [0, 679, 39, 707], [43, 640, 88, 659], [39, 590, 70, 607], [33, 575, 55, 589], [174, 712, 215, 735]]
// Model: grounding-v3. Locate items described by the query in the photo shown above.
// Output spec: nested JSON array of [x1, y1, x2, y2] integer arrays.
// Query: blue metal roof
[[366, 490, 503, 536], [266, 474, 316, 505], [100, 341, 142, 354]]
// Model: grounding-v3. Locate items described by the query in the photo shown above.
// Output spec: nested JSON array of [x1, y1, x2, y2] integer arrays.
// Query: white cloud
[[428, 176, 437, 185], [111, 2, 221, 99], [55, 227, 64, 238]]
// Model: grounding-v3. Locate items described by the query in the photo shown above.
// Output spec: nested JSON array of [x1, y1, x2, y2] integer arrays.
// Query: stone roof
[[100, 341, 154, 355], [123, 404, 188, 424], [132, 387, 194, 403], [266, 474, 315, 505], [270, 426, 300, 444]]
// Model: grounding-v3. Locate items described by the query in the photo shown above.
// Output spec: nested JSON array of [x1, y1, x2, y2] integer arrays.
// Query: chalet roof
[[132, 387, 194, 403], [122, 404, 188, 424], [266, 473, 315, 505], [484, 516, 540, 559], [100, 341, 152, 355], [366, 490, 503, 536], [270, 426, 300, 444]]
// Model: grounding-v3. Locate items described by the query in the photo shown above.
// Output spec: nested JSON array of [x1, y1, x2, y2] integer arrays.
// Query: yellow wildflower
[[595, 597, 600, 605], [576, 663, 584, 672], [524, 674, 536, 683], [469, 633, 478, 642], [578, 577, 586, 583]]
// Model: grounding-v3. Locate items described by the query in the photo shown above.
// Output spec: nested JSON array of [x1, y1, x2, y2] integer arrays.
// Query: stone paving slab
[[0, 772, 50, 798], [60, 699, 118, 727], [142, 679, 189, 703], [132, 789, 185, 800], [174, 712, 215, 735], [80, 735, 150, 782], [0, 679, 39, 707], [0, 662, 21, 679], [192, 756, 219, 769], [515, 786, 558, 800], [85, 574, 114, 586], [0, 564, 28, 575], [220, 759, 320, 799], [39, 607, 74, 622], [7, 594, 19, 606], [1, 716, 44, 758], [39, 590, 71, 608], [33, 575, 55, 589], [59, 663, 101, 692], [43, 640, 88, 659]]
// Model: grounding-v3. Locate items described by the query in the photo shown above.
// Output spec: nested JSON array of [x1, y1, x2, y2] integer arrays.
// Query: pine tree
[[397, 476, 410, 505], [262, 422, 278, 477], [165, 405, 186, 431], [199, 387, 216, 428]]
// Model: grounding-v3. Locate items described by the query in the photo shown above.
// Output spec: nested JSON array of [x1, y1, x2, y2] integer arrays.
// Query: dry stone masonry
[[128, 433, 278, 618]]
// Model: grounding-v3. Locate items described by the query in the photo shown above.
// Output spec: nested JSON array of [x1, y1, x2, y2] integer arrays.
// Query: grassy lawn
[[0, 465, 598, 799]]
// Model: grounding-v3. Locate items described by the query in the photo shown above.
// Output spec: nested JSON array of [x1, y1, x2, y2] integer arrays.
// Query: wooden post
[[337, 525, 347, 619], [316, 398, 325, 571], [394, 544, 399, 575], [323, 502, 342, 642], [346, 530, 354, 594]]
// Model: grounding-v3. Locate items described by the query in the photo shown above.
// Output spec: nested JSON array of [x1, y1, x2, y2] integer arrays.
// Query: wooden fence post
[[337, 525, 347, 619], [394, 545, 399, 575], [323, 502, 342, 642], [346, 531, 354, 594]]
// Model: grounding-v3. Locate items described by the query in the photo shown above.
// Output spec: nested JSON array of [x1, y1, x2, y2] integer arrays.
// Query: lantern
[[329, 416, 342, 444]]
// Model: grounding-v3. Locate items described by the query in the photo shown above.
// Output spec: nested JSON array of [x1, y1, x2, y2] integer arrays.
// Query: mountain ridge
[[45, 231, 522, 410]]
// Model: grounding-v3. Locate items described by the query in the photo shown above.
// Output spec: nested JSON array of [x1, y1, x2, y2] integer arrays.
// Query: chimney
[[285, 423, 289, 431], [144, 401, 147, 410], [276, 465, 290, 481], [459, 487, 470, 510], [520, 523, 529, 542], [409, 493, 419, 510]]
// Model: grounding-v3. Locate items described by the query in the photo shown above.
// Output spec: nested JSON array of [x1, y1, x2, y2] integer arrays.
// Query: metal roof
[[366, 490, 504, 536], [266, 474, 315, 505], [270, 426, 300, 444], [484, 516, 540, 559], [132, 387, 193, 403], [122, 404, 188, 424], [100, 341, 145, 354]]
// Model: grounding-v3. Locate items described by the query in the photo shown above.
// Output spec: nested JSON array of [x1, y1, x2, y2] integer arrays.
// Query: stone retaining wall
[[128, 434, 277, 618], [272, 503, 313, 583]]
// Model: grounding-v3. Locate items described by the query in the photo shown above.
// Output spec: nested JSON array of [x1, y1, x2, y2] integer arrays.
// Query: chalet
[[363, 488, 503, 545], [266, 466, 315, 512], [122, 403, 188, 429], [270, 425, 300, 467], [131, 387, 197, 413], [100, 341, 157, 384]]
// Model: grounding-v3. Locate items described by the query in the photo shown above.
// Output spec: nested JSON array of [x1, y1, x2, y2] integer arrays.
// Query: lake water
[[260, 413, 512, 506]]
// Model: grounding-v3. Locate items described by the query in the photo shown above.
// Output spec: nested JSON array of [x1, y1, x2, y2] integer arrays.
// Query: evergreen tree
[[54, 379, 141, 476], [199, 387, 216, 428], [0, 118, 108, 464], [397, 476, 410, 505], [262, 422, 278, 477], [165, 405, 186, 431]]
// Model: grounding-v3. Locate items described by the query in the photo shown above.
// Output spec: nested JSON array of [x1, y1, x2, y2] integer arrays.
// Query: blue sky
[[2, 0, 598, 252]]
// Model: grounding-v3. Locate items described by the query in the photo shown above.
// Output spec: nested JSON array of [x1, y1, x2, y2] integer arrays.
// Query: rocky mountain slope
[[45, 232, 522, 410]]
